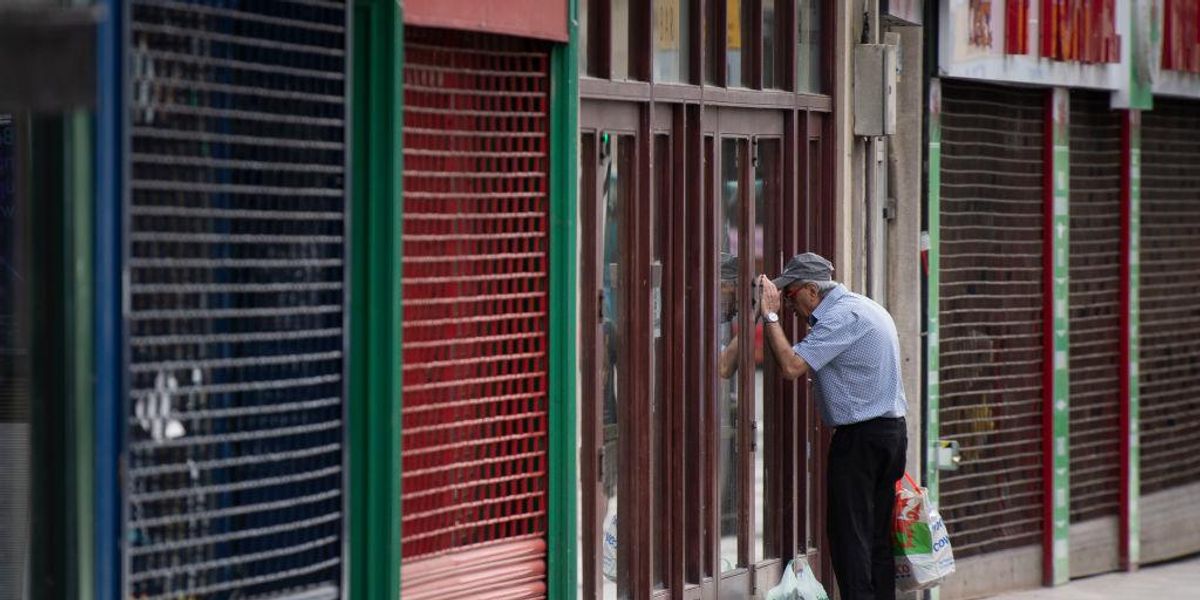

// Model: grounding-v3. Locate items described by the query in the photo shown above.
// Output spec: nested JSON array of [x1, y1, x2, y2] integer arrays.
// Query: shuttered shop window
[[400, 27, 550, 593], [0, 113, 30, 597], [125, 2, 347, 597], [1067, 92, 1121, 523], [1140, 98, 1200, 495], [938, 81, 1046, 557]]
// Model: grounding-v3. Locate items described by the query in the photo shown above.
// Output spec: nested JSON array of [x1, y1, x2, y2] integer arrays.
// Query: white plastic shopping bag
[[893, 473, 956, 591], [602, 504, 618, 581], [765, 556, 830, 600]]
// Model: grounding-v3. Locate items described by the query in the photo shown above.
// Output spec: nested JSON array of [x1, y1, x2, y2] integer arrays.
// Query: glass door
[[580, 101, 833, 600], [715, 136, 749, 583], [580, 126, 638, 600], [707, 106, 787, 597]]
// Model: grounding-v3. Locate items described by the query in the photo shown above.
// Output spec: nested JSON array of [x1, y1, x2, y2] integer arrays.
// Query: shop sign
[[1041, 0, 1120, 63], [1006, 0, 1031, 54], [1151, 0, 1200, 98], [655, 0, 681, 50], [727, 0, 742, 51], [1163, 0, 1200, 72], [939, 0, 1122, 89]]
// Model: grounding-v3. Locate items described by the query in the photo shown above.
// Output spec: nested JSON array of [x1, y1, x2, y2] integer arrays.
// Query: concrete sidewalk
[[983, 554, 1200, 599]]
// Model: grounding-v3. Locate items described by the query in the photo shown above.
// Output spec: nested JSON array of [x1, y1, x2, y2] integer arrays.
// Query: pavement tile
[[983, 555, 1200, 600]]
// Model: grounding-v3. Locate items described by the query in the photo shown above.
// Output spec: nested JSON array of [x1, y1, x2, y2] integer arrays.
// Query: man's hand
[[758, 274, 810, 380], [759, 275, 782, 313]]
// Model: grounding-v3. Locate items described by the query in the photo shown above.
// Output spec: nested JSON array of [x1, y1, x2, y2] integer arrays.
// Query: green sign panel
[[1049, 87, 1071, 586], [926, 79, 942, 503], [1126, 110, 1142, 566], [1127, 0, 1159, 111]]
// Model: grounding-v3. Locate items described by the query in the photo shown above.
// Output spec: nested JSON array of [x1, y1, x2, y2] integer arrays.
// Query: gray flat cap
[[772, 252, 834, 290]]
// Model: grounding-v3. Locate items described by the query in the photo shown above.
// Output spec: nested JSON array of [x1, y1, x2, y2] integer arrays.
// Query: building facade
[[925, 1, 1200, 597], [2, 0, 928, 598], [14, 1, 1200, 600]]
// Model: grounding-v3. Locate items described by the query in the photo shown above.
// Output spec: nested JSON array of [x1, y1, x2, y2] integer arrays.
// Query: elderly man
[[756, 253, 907, 600]]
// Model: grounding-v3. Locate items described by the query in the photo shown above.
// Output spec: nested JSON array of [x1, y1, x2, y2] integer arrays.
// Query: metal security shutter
[[400, 27, 550, 598], [125, 2, 347, 598], [0, 112, 30, 597], [1066, 92, 1121, 524], [938, 80, 1046, 557], [1140, 98, 1200, 495]]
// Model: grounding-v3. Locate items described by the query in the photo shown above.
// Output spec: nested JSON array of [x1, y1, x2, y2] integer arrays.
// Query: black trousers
[[826, 417, 907, 600]]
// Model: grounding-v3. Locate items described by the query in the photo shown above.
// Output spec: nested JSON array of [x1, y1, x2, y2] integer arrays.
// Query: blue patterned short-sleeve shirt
[[792, 284, 907, 427]]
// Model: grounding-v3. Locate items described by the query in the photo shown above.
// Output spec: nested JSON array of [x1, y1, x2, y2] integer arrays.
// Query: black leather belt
[[836, 415, 906, 431]]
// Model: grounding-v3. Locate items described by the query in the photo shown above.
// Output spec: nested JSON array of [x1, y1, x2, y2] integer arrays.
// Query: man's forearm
[[764, 322, 808, 380], [718, 333, 739, 379]]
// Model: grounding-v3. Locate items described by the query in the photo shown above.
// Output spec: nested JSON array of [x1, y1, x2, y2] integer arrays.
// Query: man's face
[[782, 282, 820, 319]]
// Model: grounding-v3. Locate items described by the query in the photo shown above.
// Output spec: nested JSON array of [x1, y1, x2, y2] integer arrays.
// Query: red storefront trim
[[404, 0, 568, 42]]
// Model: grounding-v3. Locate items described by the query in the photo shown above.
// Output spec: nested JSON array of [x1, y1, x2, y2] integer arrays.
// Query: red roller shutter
[[400, 27, 551, 599]]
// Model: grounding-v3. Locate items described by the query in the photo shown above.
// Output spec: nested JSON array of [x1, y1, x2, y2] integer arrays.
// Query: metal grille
[[1140, 98, 1200, 495], [938, 81, 1046, 557], [0, 112, 30, 598], [125, 2, 346, 597], [1066, 92, 1122, 523], [0, 113, 21, 424], [400, 28, 551, 563]]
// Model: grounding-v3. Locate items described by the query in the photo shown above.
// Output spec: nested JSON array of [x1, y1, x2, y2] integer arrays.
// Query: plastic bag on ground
[[893, 472, 956, 591], [765, 556, 830, 600]]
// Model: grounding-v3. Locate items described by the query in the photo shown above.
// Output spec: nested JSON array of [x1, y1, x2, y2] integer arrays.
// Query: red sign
[[1007, 0, 1030, 54], [1040, 0, 1120, 63], [1163, 0, 1200, 72]]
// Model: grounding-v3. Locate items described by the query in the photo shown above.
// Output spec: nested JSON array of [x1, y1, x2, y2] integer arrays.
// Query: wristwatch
[[764, 311, 780, 324]]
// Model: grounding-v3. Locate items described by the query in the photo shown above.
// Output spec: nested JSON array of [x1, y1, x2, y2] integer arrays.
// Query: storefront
[[390, 2, 576, 599], [399, 17, 559, 600], [928, 2, 1115, 596], [927, 1, 1200, 597], [104, 3, 353, 597], [1064, 89, 1123, 578], [932, 77, 1048, 570], [577, 1, 835, 598], [1138, 96, 1200, 565]]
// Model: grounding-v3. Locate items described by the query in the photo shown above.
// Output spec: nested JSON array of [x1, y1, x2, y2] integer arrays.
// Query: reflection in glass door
[[754, 138, 781, 564], [598, 133, 633, 600], [716, 130, 784, 589], [717, 138, 746, 573]]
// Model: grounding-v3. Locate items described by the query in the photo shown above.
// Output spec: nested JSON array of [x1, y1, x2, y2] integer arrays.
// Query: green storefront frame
[[349, 1, 404, 598], [548, 0, 581, 597]]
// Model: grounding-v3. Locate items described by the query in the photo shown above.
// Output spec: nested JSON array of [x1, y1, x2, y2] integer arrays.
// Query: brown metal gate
[[400, 27, 551, 599], [938, 80, 1046, 558], [1140, 98, 1200, 497]]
